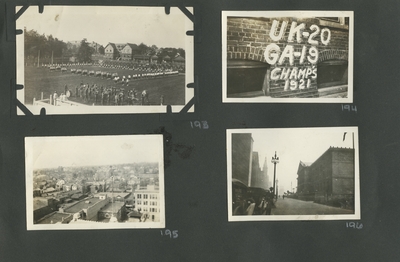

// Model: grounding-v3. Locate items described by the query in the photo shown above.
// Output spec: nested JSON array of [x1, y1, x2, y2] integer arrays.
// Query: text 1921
[[160, 229, 178, 239], [190, 121, 209, 129], [284, 78, 311, 91], [342, 104, 357, 113], [346, 222, 363, 229]]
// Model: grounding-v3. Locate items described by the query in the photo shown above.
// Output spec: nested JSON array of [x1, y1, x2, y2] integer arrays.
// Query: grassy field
[[24, 65, 185, 106]]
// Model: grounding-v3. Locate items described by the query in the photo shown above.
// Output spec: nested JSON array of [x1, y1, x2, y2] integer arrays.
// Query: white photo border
[[227, 126, 360, 221], [25, 134, 166, 230], [16, 6, 194, 115], [222, 10, 354, 103]]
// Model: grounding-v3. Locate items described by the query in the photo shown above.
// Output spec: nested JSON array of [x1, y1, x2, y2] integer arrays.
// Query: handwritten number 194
[[342, 104, 357, 112]]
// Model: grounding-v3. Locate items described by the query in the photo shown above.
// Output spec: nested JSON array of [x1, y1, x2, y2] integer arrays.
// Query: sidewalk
[[271, 198, 354, 215]]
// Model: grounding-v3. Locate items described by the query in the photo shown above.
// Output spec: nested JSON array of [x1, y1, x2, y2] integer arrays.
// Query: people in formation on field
[[53, 91, 58, 106], [160, 95, 164, 105], [141, 90, 149, 105], [67, 80, 159, 106]]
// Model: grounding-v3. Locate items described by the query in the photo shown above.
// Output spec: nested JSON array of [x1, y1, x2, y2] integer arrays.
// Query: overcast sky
[[17, 6, 189, 48], [26, 135, 163, 169], [234, 127, 357, 193]]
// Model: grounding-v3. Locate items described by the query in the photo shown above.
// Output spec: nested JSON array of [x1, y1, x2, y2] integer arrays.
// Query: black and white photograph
[[222, 11, 353, 103], [25, 135, 165, 230], [16, 6, 194, 115], [227, 127, 360, 221]]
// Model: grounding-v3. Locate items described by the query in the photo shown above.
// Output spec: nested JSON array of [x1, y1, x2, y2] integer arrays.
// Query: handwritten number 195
[[161, 229, 178, 239]]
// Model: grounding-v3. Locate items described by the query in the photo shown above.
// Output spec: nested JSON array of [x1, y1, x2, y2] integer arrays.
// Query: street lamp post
[[271, 151, 279, 199]]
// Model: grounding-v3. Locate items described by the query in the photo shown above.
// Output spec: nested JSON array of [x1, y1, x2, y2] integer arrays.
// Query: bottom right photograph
[[227, 126, 360, 221]]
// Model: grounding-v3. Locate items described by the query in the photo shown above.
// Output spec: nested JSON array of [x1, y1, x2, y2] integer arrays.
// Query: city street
[[271, 198, 354, 215]]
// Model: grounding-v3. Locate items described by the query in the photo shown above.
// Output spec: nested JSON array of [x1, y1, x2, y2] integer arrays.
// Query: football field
[[24, 65, 186, 106]]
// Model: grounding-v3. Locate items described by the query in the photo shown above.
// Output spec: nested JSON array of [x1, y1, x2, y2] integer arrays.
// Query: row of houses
[[104, 42, 185, 64]]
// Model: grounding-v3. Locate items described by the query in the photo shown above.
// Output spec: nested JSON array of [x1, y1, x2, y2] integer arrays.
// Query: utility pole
[[271, 151, 279, 199]]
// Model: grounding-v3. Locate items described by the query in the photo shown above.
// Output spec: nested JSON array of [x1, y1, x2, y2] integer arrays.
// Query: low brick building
[[33, 197, 59, 223], [60, 196, 109, 221], [98, 201, 126, 222], [36, 212, 73, 224]]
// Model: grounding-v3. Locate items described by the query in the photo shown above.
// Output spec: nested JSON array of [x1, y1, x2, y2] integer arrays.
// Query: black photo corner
[[1, 0, 400, 261]]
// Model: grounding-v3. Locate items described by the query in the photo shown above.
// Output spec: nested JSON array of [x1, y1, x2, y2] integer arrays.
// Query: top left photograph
[[16, 6, 194, 115]]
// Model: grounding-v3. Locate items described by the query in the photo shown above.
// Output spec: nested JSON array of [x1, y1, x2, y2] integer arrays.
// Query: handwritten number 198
[[161, 229, 178, 239], [190, 121, 209, 129]]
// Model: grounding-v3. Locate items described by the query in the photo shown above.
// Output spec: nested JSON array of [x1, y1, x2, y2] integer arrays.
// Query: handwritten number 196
[[346, 222, 363, 229]]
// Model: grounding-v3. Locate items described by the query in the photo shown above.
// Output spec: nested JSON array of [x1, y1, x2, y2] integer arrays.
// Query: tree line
[[24, 28, 185, 64]]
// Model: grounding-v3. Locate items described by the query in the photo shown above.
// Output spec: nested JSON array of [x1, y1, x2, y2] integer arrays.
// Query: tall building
[[250, 152, 269, 190], [134, 185, 160, 222], [231, 133, 253, 186], [262, 157, 270, 189], [297, 147, 355, 207]]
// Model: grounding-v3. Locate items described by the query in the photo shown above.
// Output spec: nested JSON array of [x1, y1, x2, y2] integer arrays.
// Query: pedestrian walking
[[265, 199, 272, 215], [245, 198, 256, 215], [258, 197, 268, 215]]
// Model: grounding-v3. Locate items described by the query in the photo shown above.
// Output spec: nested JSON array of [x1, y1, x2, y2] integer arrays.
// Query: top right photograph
[[222, 11, 354, 103]]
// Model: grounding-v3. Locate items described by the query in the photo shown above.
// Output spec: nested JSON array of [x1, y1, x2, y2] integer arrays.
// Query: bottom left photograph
[[25, 134, 165, 230]]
